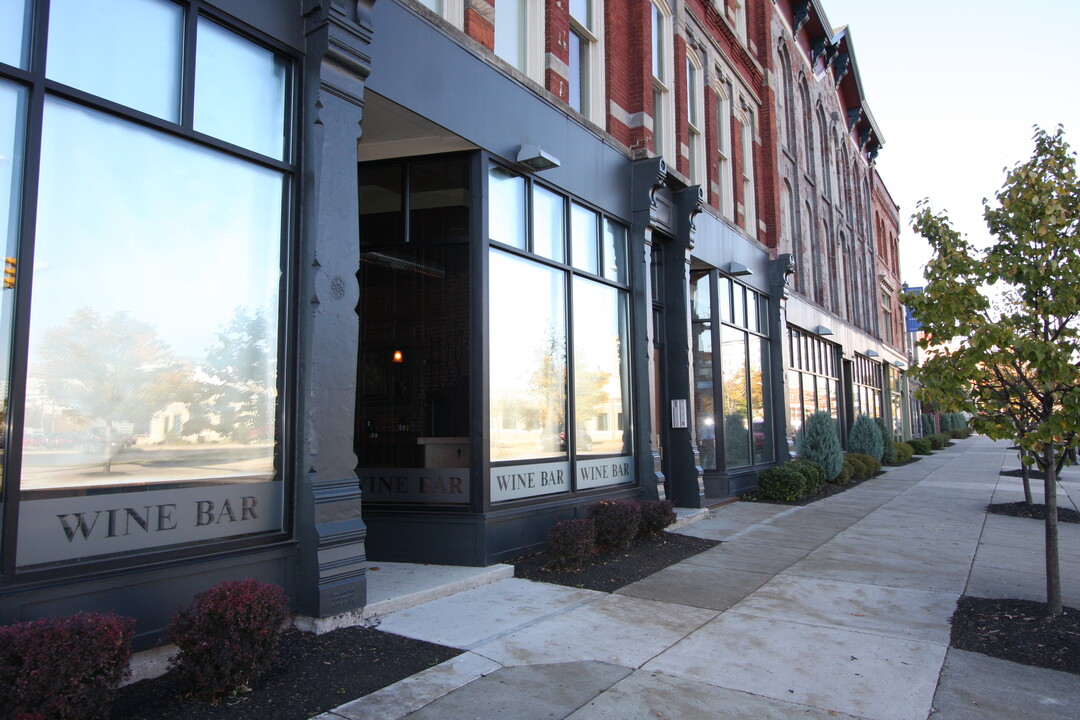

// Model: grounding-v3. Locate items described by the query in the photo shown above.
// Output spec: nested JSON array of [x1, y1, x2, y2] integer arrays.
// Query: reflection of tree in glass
[[184, 308, 276, 444], [38, 307, 189, 472], [528, 329, 567, 436], [574, 354, 612, 428]]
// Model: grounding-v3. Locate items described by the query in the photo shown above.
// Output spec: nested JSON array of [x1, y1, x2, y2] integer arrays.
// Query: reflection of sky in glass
[[489, 249, 566, 460], [0, 0, 30, 68], [489, 166, 525, 249], [573, 278, 629, 455], [195, 19, 288, 160], [532, 185, 564, 263], [1, 82, 24, 256], [32, 98, 283, 361], [47, 0, 183, 121], [570, 203, 598, 274]]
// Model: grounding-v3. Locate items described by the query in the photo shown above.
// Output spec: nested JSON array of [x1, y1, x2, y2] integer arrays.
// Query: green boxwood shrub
[[168, 580, 289, 701], [588, 500, 641, 551], [757, 464, 808, 501], [789, 459, 826, 494], [0, 612, 135, 720], [796, 410, 844, 481], [547, 518, 596, 569], [875, 417, 897, 464], [927, 433, 945, 450], [893, 441, 914, 463], [835, 459, 854, 485], [907, 438, 932, 455], [844, 452, 881, 479], [848, 414, 884, 461]]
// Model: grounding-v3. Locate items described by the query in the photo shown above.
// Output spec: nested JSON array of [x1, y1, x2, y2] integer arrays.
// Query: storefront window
[[788, 327, 841, 446], [356, 155, 471, 504], [853, 354, 883, 419], [47, 0, 184, 121], [573, 278, 631, 458], [0, 82, 26, 504], [487, 165, 633, 501], [12, 7, 294, 569], [532, 185, 565, 263], [194, 18, 289, 160], [692, 271, 771, 472], [489, 165, 525, 249], [1, 0, 31, 69]]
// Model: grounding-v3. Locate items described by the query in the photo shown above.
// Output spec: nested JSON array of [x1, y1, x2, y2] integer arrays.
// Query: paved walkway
[[317, 436, 1080, 719]]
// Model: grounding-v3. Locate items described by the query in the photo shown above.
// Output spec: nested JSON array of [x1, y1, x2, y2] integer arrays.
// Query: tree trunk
[[1020, 452, 1033, 506], [1044, 444, 1062, 616]]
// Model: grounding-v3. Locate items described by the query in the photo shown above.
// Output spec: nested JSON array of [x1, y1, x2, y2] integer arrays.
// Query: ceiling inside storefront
[[358, 91, 477, 162]]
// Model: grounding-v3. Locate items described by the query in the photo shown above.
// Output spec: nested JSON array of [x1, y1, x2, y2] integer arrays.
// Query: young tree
[[37, 308, 190, 472], [907, 126, 1080, 616]]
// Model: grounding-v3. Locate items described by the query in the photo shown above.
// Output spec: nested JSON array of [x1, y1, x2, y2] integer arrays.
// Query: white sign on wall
[[491, 461, 571, 502], [671, 399, 688, 428], [575, 455, 635, 490], [17, 481, 283, 567]]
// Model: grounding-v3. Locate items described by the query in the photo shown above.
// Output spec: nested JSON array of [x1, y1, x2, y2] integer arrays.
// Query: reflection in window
[[23, 98, 283, 491], [0, 82, 27, 498], [602, 219, 627, 283], [494, 0, 527, 72], [693, 322, 715, 470], [749, 338, 772, 464], [570, 202, 598, 274], [573, 279, 630, 457], [721, 325, 749, 468], [489, 164, 526, 249], [1, 0, 31, 69], [47, 0, 183, 121], [532, 185, 565, 263], [490, 250, 567, 462], [410, 156, 470, 243], [194, 19, 288, 160]]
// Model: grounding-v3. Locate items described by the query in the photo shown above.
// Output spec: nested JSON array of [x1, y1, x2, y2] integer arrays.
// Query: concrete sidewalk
[[317, 436, 1080, 720]]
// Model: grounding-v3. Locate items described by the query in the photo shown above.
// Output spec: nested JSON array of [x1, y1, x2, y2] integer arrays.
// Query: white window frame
[[651, 0, 675, 161], [686, 53, 705, 185], [568, 0, 605, 123], [715, 82, 733, 220], [495, 0, 544, 82], [731, 0, 748, 46], [415, 0, 465, 29]]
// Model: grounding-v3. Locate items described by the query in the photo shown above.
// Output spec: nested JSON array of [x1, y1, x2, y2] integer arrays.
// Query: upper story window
[[686, 55, 704, 185], [650, 1, 674, 161], [495, 0, 543, 82], [731, 0, 748, 46], [715, 82, 733, 219], [568, 0, 603, 122], [738, 107, 756, 236], [415, 0, 464, 29]]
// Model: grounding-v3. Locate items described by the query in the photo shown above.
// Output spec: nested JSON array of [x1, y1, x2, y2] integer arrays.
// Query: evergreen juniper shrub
[[875, 417, 898, 464], [796, 411, 844, 481], [848, 414, 884, 462]]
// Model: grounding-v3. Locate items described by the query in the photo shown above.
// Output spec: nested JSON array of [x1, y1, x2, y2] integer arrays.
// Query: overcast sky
[[819, 0, 1080, 286]]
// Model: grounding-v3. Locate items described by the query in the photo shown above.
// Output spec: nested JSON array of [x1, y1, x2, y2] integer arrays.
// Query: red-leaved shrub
[[588, 500, 641, 551], [637, 499, 676, 538], [167, 579, 289, 701], [0, 612, 135, 720], [546, 518, 596, 570]]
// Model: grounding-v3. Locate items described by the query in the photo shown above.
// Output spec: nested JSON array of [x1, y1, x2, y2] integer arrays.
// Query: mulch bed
[[512, 533, 719, 592], [987, 501, 1080, 524], [110, 625, 461, 720], [951, 596, 1080, 675]]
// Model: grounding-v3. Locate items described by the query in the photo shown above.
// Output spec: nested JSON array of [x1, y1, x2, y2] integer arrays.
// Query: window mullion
[[180, 3, 198, 129]]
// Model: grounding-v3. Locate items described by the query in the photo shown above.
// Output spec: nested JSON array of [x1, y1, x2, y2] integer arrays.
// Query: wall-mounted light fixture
[[516, 144, 561, 171], [392, 350, 404, 364], [721, 261, 753, 277], [893, 360, 905, 369], [865, 349, 880, 358], [813, 325, 834, 336]]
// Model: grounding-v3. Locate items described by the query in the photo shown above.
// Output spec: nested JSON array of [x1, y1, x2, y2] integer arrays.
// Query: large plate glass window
[[12, 3, 294, 569], [786, 327, 842, 454], [691, 271, 772, 472], [488, 164, 633, 501]]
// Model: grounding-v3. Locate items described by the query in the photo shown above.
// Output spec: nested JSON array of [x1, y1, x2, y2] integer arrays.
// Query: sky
[[818, 0, 1080, 286]]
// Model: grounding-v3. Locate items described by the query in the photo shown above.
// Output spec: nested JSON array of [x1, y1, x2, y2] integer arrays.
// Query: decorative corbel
[[859, 127, 873, 151], [810, 36, 828, 66], [648, 157, 669, 212], [768, 253, 797, 298], [846, 107, 863, 132], [793, 1, 811, 36], [832, 52, 850, 87]]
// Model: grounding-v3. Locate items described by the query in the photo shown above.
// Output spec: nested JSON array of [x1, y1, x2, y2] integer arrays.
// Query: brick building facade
[[0, 0, 915, 640]]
